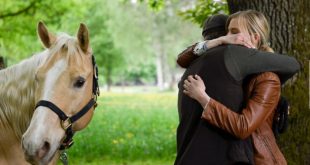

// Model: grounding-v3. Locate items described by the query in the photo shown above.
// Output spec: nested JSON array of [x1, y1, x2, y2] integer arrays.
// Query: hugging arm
[[226, 45, 300, 84], [183, 73, 281, 139], [177, 36, 300, 83], [176, 43, 199, 68], [177, 34, 255, 68]]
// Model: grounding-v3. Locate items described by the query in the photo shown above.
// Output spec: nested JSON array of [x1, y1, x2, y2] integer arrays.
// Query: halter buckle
[[62, 139, 74, 149], [61, 118, 72, 130]]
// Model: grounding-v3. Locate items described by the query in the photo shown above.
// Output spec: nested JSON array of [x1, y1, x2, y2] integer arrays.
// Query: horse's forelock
[[47, 33, 88, 64]]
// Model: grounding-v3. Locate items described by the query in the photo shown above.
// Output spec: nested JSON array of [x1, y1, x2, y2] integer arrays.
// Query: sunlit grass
[[65, 92, 178, 164]]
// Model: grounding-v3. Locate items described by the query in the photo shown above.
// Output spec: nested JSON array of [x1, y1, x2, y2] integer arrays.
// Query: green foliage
[[102, 0, 201, 85], [147, 0, 165, 11], [66, 92, 178, 164], [85, 1, 125, 85], [0, 0, 89, 64], [0, 0, 123, 86], [0, 0, 202, 86], [122, 0, 165, 11], [178, 0, 228, 26], [122, 63, 157, 84]]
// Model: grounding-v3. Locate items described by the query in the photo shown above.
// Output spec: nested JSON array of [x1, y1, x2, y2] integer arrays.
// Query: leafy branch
[[0, 1, 37, 19]]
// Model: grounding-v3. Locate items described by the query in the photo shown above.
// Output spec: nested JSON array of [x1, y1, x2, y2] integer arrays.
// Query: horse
[[0, 22, 99, 165]]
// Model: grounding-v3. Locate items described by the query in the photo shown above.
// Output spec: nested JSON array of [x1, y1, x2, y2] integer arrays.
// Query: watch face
[[194, 41, 207, 55]]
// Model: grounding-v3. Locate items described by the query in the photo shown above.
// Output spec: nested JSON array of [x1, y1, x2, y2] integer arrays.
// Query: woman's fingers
[[227, 33, 255, 49], [240, 34, 256, 48], [184, 75, 203, 90], [188, 75, 196, 82], [194, 74, 202, 81], [237, 39, 254, 48], [243, 38, 255, 48], [183, 80, 192, 90], [242, 41, 252, 48], [184, 79, 191, 86]]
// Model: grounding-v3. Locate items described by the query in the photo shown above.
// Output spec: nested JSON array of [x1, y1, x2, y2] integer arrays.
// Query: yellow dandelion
[[112, 139, 118, 144], [126, 132, 134, 139]]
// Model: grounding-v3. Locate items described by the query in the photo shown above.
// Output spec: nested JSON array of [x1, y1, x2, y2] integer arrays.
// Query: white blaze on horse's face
[[22, 22, 94, 165]]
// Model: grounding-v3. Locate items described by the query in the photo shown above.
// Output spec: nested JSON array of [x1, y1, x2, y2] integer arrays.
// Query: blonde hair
[[227, 10, 273, 52]]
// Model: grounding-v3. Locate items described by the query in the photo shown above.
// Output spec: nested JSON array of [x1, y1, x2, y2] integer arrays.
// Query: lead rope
[[60, 150, 68, 165]]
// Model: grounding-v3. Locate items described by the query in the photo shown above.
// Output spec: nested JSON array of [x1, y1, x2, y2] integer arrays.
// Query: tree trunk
[[0, 56, 5, 69], [227, 0, 310, 164], [155, 50, 165, 91], [152, 15, 165, 91], [106, 69, 112, 92]]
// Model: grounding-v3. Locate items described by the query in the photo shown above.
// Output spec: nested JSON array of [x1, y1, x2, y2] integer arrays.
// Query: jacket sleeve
[[225, 45, 300, 84], [176, 43, 199, 68], [202, 72, 281, 139]]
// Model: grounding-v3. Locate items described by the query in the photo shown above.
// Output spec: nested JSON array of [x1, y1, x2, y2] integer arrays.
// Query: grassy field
[[64, 92, 179, 165]]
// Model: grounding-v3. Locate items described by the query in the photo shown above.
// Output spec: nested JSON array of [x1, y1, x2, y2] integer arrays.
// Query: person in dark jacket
[[175, 11, 299, 165]]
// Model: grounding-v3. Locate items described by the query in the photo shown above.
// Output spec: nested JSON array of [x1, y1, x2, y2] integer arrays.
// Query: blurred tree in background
[[180, 0, 310, 164], [109, 0, 202, 90], [0, 0, 202, 90], [0, 0, 89, 63], [178, 0, 228, 27], [0, 56, 5, 69]]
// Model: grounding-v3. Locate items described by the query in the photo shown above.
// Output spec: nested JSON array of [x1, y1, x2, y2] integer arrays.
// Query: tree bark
[[0, 56, 5, 69], [105, 67, 112, 92], [152, 14, 165, 91], [227, 0, 310, 164], [157, 55, 165, 90]]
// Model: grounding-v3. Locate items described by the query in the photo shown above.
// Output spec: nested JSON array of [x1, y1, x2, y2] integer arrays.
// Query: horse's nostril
[[37, 141, 50, 159]]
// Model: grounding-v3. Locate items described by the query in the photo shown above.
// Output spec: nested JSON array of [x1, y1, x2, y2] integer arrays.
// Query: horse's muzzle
[[22, 136, 52, 165]]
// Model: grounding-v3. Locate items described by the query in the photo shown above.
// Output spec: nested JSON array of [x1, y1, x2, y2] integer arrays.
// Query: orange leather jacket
[[202, 72, 286, 165]]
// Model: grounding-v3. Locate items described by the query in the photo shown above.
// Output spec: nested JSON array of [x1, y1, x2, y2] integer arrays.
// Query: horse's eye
[[74, 77, 85, 88]]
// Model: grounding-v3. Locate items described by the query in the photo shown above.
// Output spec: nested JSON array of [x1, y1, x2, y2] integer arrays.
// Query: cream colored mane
[[0, 33, 82, 141]]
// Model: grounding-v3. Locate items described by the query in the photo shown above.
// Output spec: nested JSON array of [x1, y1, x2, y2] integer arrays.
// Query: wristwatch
[[193, 41, 208, 55]]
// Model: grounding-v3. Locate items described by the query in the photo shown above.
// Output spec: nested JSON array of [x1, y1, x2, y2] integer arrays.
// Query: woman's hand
[[183, 75, 210, 107], [207, 33, 256, 49], [219, 33, 256, 48]]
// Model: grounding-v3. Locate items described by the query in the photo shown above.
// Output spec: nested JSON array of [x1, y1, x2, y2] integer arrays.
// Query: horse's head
[[22, 22, 99, 164]]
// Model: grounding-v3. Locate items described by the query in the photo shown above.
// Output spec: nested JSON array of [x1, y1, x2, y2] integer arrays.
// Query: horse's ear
[[77, 23, 89, 53], [37, 21, 56, 48]]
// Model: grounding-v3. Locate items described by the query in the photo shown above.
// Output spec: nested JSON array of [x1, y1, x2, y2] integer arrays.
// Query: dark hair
[[202, 14, 228, 40], [204, 30, 227, 40]]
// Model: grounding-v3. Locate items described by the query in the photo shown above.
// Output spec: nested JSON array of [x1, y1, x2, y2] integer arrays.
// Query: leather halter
[[35, 55, 100, 150]]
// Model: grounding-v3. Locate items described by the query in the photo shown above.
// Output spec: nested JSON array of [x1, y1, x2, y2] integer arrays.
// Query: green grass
[[64, 92, 178, 165]]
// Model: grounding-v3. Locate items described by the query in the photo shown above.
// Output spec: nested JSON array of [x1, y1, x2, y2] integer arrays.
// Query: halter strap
[[34, 54, 100, 150], [35, 100, 68, 121], [92, 55, 100, 98], [70, 98, 95, 123], [35, 98, 96, 150], [35, 98, 96, 124]]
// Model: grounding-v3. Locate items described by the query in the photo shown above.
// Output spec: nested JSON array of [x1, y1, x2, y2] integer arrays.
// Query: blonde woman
[[182, 10, 298, 164]]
